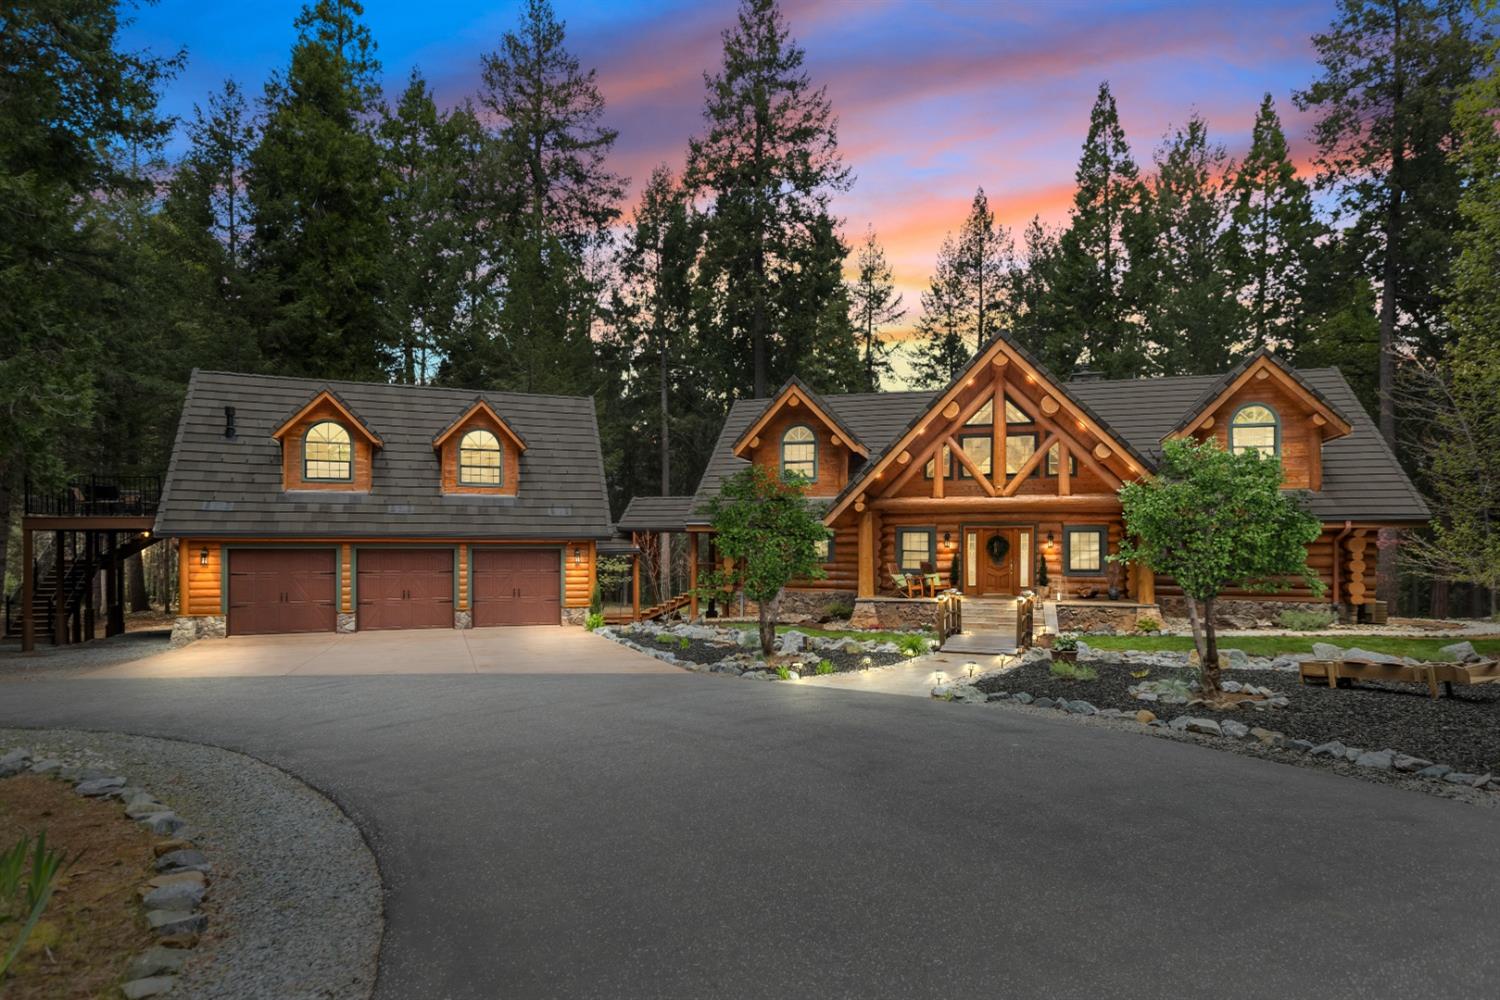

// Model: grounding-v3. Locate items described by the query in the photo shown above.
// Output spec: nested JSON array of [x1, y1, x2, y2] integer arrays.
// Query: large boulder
[[1311, 642, 1345, 661], [1341, 647, 1403, 666], [1439, 641, 1479, 663], [777, 630, 808, 654]]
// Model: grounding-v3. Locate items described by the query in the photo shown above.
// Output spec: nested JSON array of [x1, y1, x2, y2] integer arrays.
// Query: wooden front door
[[964, 528, 1018, 596], [227, 549, 337, 635], [472, 549, 562, 626], [356, 549, 455, 630]]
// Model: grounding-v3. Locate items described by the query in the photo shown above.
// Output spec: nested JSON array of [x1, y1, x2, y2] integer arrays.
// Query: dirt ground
[[0, 775, 156, 999]]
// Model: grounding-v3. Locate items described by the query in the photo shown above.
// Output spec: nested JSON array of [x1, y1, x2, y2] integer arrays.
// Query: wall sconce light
[[573, 546, 584, 565], [942, 532, 952, 545], [199, 547, 210, 567], [1046, 531, 1055, 546]]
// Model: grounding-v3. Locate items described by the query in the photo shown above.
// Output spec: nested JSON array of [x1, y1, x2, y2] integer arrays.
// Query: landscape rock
[[143, 882, 206, 911], [1309, 741, 1347, 758], [1033, 697, 1056, 710], [1311, 642, 1344, 661], [1415, 764, 1453, 779], [28, 758, 64, 775], [1184, 718, 1223, 736], [1220, 720, 1250, 739], [1223, 649, 1250, 670], [1442, 771, 1480, 786], [777, 630, 808, 654], [985, 691, 1010, 702], [147, 909, 208, 936], [126, 796, 167, 818], [1135, 710, 1156, 724], [147, 871, 206, 890], [1392, 754, 1434, 773], [1221, 680, 1242, 694], [1354, 750, 1394, 770], [155, 850, 210, 874], [1286, 738, 1315, 752], [1439, 641, 1478, 663], [1168, 716, 1192, 732], [1066, 700, 1098, 716], [125, 946, 189, 981], [1013, 692, 1034, 704], [140, 813, 188, 837], [1342, 647, 1403, 666], [75, 775, 127, 796], [121, 976, 178, 999]]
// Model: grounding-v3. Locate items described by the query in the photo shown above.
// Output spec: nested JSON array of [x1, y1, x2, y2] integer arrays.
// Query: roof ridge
[[194, 369, 596, 405]]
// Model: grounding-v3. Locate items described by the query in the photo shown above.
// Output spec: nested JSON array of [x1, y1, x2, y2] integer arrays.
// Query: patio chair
[[886, 563, 923, 598], [918, 560, 944, 597]]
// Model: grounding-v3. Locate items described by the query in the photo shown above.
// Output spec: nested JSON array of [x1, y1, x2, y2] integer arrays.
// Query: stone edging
[[594, 621, 925, 680], [926, 683, 1500, 797], [0, 746, 212, 998]]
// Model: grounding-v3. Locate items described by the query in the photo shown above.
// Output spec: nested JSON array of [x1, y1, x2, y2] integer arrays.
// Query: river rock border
[[926, 682, 1500, 799], [0, 745, 211, 998]]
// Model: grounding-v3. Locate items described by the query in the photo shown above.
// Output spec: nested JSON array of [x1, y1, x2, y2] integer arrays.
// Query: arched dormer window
[[459, 429, 502, 486], [781, 424, 818, 481], [1229, 404, 1280, 458], [303, 421, 352, 481]]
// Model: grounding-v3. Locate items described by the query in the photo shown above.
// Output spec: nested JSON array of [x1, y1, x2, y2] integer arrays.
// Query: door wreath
[[985, 533, 1010, 564]]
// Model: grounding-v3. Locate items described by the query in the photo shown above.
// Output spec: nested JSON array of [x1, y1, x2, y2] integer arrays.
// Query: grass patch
[[1082, 634, 1500, 660], [724, 623, 933, 645]]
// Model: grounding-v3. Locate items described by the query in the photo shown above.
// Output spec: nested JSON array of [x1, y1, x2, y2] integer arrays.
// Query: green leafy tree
[[847, 227, 905, 391], [910, 234, 972, 388], [1051, 81, 1151, 379], [697, 466, 829, 655], [248, 0, 392, 381], [1226, 94, 1322, 356], [1115, 439, 1324, 699], [686, 0, 853, 399], [1145, 114, 1242, 376]]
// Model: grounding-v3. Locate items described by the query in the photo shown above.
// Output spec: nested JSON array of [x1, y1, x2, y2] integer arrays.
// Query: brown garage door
[[357, 549, 454, 630], [227, 549, 337, 636], [473, 549, 561, 626]]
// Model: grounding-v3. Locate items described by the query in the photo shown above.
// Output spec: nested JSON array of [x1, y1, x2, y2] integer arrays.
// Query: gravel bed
[[617, 630, 906, 674], [0, 631, 171, 679], [0, 728, 381, 1000], [975, 660, 1500, 774]]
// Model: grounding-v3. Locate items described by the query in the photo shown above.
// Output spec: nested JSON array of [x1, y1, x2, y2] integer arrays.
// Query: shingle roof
[[1067, 367, 1428, 522], [1158, 348, 1351, 440], [687, 366, 1428, 525], [616, 496, 697, 532], [155, 370, 614, 539], [731, 375, 870, 455], [688, 390, 937, 523]]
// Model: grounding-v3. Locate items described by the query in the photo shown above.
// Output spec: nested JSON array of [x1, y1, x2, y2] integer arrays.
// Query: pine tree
[[380, 69, 485, 384], [1009, 216, 1068, 372], [1295, 0, 1485, 447], [1225, 94, 1322, 356], [953, 187, 1014, 351], [910, 235, 972, 388], [846, 227, 905, 391], [686, 0, 853, 399], [1051, 82, 1150, 379], [248, 0, 392, 381], [1145, 114, 1242, 376]]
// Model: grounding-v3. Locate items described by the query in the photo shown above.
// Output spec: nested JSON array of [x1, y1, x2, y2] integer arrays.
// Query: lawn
[[722, 622, 933, 645], [1082, 633, 1500, 660]]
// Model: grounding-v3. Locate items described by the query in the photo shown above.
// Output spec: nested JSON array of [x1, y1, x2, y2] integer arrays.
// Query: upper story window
[[781, 424, 817, 480], [459, 429, 502, 486], [1230, 404, 1280, 458], [303, 421, 352, 481]]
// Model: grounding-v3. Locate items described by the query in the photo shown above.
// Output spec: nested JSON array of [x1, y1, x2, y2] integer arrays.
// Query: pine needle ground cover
[[0, 776, 157, 999]]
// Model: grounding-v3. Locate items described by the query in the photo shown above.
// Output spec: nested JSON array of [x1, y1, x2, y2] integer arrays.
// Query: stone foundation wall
[[561, 607, 587, 626], [1055, 603, 1162, 635], [170, 615, 226, 647], [848, 598, 938, 631], [714, 589, 857, 623], [454, 610, 472, 630], [337, 612, 357, 633], [1157, 597, 1337, 628]]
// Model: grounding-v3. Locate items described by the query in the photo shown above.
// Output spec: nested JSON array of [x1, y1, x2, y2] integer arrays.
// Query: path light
[[966, 661, 979, 680]]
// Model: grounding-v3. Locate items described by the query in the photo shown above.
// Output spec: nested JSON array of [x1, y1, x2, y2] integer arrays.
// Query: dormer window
[[1230, 404, 1280, 458], [781, 425, 818, 480], [459, 430, 502, 486], [303, 421, 352, 481]]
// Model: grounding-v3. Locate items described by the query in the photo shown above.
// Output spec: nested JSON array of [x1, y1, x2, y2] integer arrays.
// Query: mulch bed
[[976, 659, 1500, 774], [618, 630, 906, 675], [0, 774, 157, 999]]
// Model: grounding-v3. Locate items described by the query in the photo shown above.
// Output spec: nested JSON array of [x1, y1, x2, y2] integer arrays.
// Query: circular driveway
[[2, 633, 1497, 998]]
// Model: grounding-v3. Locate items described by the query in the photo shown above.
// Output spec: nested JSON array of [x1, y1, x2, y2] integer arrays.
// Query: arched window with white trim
[[303, 421, 352, 481], [459, 429, 502, 485], [1229, 404, 1280, 458]]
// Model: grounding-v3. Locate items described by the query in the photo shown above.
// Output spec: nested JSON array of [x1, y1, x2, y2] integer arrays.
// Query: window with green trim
[[303, 421, 352, 481], [896, 528, 935, 572], [1064, 526, 1107, 575], [781, 424, 818, 480], [459, 429, 502, 485], [1229, 404, 1279, 458], [812, 534, 834, 563]]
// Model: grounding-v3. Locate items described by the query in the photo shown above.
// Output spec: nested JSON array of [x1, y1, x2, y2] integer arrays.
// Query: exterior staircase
[[3, 533, 157, 640], [939, 596, 1022, 655], [603, 592, 692, 625]]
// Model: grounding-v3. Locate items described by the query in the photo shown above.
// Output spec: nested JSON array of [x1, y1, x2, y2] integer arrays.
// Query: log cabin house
[[666, 334, 1428, 634], [157, 371, 615, 638]]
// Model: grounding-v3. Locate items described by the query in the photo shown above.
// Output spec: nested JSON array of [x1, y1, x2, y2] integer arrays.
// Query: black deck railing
[[24, 475, 163, 517]]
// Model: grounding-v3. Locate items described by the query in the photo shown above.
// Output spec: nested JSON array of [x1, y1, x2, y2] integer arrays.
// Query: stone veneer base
[[454, 610, 472, 630], [171, 616, 226, 647], [849, 598, 939, 631], [1156, 597, 1338, 626], [336, 613, 357, 633]]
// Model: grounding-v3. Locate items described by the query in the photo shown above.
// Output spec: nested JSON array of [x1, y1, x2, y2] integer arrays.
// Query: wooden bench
[[1300, 658, 1500, 699]]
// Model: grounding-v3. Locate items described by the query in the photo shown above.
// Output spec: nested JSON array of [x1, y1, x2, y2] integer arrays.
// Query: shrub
[[775, 664, 791, 680], [1052, 635, 1079, 653], [1278, 608, 1336, 631], [584, 612, 605, 632], [588, 582, 603, 616], [2, 831, 72, 976], [816, 659, 835, 676], [896, 633, 928, 657], [1074, 663, 1098, 681], [823, 601, 854, 621], [1135, 616, 1162, 633], [1050, 659, 1098, 682], [678, 636, 691, 649]]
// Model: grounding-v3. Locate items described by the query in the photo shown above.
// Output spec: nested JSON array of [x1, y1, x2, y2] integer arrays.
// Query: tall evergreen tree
[[1296, 0, 1486, 447], [686, 0, 854, 399], [1008, 216, 1068, 372], [1145, 114, 1242, 376], [846, 227, 905, 391], [476, 0, 624, 395], [910, 235, 972, 388], [380, 70, 484, 384], [953, 187, 1015, 351], [1051, 82, 1151, 379], [1225, 94, 1322, 356], [248, 0, 391, 381]]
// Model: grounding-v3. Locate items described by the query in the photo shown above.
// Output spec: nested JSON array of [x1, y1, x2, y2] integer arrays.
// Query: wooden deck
[[940, 597, 1021, 655]]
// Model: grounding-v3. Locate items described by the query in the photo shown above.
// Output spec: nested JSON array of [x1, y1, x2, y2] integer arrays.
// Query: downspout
[[1332, 520, 1354, 612]]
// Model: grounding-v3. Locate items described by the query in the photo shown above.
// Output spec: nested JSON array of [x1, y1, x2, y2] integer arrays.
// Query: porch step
[[941, 630, 1019, 655]]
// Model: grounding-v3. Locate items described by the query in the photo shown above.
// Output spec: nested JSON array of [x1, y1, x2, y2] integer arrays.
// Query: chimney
[[224, 405, 237, 440], [1071, 366, 1103, 383]]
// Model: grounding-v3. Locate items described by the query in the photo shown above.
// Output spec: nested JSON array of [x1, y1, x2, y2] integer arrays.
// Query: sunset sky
[[122, 0, 1334, 375]]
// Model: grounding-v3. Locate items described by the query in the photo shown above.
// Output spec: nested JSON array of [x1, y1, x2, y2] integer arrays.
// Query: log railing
[[935, 592, 962, 646], [1015, 594, 1036, 649]]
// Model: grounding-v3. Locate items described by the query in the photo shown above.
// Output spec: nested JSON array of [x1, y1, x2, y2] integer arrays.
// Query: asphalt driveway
[[2, 645, 1497, 998]]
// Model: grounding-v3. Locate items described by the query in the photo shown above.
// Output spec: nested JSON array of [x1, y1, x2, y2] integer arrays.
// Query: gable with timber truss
[[825, 335, 1148, 522]]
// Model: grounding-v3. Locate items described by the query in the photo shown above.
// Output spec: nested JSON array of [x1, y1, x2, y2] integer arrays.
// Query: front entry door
[[964, 528, 1018, 596]]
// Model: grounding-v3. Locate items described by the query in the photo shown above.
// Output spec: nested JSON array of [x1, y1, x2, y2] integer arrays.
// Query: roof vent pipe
[[224, 405, 237, 440]]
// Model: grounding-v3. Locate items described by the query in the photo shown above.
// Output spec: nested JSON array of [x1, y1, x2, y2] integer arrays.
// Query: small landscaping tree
[[697, 465, 829, 655], [1114, 438, 1323, 700]]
